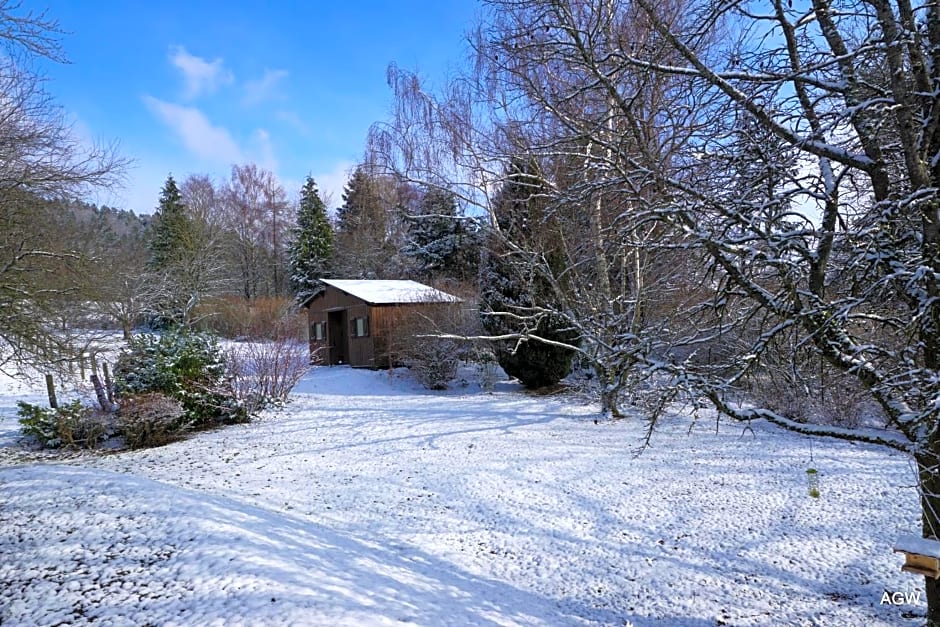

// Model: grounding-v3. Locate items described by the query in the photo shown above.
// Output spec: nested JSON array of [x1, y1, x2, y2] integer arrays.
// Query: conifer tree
[[402, 188, 481, 281], [480, 158, 578, 388], [289, 175, 334, 299], [147, 174, 205, 326], [148, 174, 191, 272], [333, 164, 406, 278]]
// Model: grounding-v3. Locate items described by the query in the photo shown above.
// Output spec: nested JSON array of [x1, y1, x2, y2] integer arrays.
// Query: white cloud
[[252, 128, 278, 172], [169, 45, 233, 99], [313, 160, 356, 209], [276, 110, 310, 136], [143, 96, 245, 164], [244, 69, 288, 105]]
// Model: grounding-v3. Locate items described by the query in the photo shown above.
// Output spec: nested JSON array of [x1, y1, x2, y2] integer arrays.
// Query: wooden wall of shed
[[305, 285, 459, 369], [306, 287, 371, 366], [371, 303, 459, 368], [346, 303, 373, 367]]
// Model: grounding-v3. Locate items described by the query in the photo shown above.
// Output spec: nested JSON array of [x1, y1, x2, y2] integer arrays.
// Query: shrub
[[384, 301, 474, 390], [405, 334, 460, 390], [117, 393, 187, 449], [17, 402, 57, 447], [473, 348, 500, 391], [113, 330, 248, 428], [226, 332, 310, 412], [17, 400, 109, 449]]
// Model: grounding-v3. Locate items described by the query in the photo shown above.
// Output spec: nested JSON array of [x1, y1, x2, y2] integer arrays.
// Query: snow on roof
[[319, 279, 461, 305]]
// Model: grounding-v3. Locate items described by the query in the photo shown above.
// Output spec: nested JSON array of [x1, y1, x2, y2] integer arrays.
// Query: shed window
[[311, 322, 325, 341], [351, 316, 369, 338]]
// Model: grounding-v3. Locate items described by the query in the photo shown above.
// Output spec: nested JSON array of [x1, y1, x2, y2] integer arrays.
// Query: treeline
[[2, 163, 486, 343]]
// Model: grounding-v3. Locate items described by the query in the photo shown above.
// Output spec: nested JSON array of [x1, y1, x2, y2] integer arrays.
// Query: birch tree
[[370, 0, 705, 414], [221, 164, 289, 300]]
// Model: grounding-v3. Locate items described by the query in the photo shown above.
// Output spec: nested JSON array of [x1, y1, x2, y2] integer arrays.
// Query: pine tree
[[480, 158, 578, 388], [147, 174, 191, 271], [147, 174, 202, 327], [335, 166, 385, 236], [333, 164, 406, 278], [402, 188, 481, 281], [289, 176, 334, 299]]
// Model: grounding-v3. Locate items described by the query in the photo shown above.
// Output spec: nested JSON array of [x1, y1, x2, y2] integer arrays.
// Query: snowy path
[[0, 367, 924, 625]]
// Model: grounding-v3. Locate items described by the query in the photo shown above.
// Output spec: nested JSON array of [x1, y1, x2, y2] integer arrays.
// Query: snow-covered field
[[0, 365, 926, 625]]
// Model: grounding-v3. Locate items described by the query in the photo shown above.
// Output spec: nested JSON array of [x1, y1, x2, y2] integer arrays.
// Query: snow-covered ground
[[0, 365, 926, 625]]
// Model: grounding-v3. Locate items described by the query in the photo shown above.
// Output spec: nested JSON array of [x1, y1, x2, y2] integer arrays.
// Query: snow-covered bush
[[226, 334, 310, 412], [473, 348, 499, 392], [117, 393, 187, 449], [384, 301, 474, 390], [17, 400, 109, 449], [405, 334, 460, 390], [113, 330, 248, 428]]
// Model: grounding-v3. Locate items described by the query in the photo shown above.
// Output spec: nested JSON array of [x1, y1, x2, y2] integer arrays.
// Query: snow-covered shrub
[[16, 402, 58, 447], [226, 334, 310, 412], [743, 342, 885, 428], [474, 349, 499, 392], [117, 393, 187, 449], [17, 400, 108, 449], [384, 301, 473, 390], [405, 334, 460, 390], [113, 330, 248, 428]]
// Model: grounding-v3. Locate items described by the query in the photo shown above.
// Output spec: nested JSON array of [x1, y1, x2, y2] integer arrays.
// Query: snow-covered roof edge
[[302, 279, 461, 307]]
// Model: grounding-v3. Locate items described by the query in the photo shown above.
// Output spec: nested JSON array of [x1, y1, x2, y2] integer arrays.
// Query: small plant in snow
[[17, 400, 109, 449], [16, 402, 58, 447]]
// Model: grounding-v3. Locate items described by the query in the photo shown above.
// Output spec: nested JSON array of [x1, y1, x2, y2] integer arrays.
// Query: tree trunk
[[596, 364, 624, 419], [917, 443, 940, 626]]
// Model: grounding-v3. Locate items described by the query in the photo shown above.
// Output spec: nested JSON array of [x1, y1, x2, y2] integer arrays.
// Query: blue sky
[[35, 0, 479, 213]]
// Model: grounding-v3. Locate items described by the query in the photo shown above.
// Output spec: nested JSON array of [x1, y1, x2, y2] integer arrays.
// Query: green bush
[[117, 393, 187, 449], [113, 330, 248, 428], [17, 400, 108, 449], [17, 402, 58, 447]]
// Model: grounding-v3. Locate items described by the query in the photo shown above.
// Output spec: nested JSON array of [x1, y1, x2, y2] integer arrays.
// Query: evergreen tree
[[402, 188, 481, 281], [333, 164, 408, 278], [289, 175, 334, 299], [147, 174, 191, 271], [147, 174, 203, 327], [480, 158, 578, 388]]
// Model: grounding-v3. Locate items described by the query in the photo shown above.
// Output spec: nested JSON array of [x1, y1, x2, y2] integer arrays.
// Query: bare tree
[[220, 164, 289, 300], [0, 1, 127, 372], [601, 0, 940, 620], [370, 0, 707, 414], [172, 173, 232, 322]]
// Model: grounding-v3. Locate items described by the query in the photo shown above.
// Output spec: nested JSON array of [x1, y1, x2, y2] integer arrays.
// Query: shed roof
[[311, 279, 461, 306]]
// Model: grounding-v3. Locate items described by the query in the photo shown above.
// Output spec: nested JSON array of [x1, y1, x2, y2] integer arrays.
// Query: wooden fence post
[[45, 374, 58, 409], [102, 362, 114, 404]]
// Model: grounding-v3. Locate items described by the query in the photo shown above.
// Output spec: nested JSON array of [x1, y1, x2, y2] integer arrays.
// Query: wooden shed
[[301, 279, 461, 368]]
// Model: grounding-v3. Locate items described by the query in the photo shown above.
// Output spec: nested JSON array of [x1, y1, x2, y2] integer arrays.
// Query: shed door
[[327, 310, 348, 365]]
